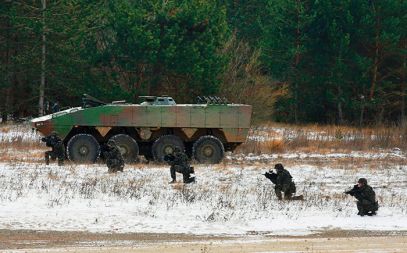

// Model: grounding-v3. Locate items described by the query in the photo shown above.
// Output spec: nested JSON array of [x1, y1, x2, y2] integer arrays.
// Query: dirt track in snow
[[1, 229, 407, 252]]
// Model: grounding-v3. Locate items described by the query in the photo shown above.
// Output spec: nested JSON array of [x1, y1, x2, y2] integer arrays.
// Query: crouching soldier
[[165, 147, 195, 184], [41, 132, 65, 166], [264, 163, 303, 200], [345, 178, 379, 216], [102, 140, 124, 173]]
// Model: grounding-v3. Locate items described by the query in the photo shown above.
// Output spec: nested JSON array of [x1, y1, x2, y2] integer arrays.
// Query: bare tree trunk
[[1, 17, 11, 123], [337, 101, 343, 124], [359, 96, 365, 127], [38, 0, 46, 116], [293, 0, 302, 124], [369, 2, 380, 100], [402, 54, 406, 126]]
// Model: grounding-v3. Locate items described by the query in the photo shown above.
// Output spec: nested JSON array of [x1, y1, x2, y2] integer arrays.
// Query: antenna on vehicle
[[82, 94, 106, 108]]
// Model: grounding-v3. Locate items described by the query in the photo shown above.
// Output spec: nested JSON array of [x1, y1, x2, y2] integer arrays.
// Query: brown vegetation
[[237, 123, 407, 154], [0, 123, 406, 164]]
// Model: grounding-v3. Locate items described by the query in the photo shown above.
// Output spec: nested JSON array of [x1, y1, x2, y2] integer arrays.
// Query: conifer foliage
[[0, 0, 405, 125]]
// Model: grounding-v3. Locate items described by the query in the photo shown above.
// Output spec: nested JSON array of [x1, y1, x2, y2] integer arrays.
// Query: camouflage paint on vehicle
[[31, 99, 252, 163]]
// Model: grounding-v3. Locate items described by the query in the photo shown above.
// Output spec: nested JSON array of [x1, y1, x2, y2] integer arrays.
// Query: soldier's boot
[[284, 195, 292, 200], [170, 167, 176, 183], [185, 177, 196, 184], [58, 159, 64, 166], [291, 195, 304, 201], [169, 175, 176, 184]]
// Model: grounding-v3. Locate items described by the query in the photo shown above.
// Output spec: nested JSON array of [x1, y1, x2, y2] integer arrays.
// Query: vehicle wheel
[[110, 134, 139, 163], [193, 135, 224, 164], [152, 135, 185, 162], [67, 134, 100, 163]]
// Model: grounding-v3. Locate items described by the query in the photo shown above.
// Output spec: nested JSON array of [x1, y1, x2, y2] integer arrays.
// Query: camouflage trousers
[[357, 200, 379, 215], [107, 159, 124, 173], [275, 182, 299, 200], [170, 165, 194, 183], [45, 150, 64, 166]]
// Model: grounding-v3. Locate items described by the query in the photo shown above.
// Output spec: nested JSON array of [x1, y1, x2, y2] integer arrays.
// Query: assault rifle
[[345, 185, 362, 200], [263, 171, 278, 184], [164, 154, 175, 164], [41, 135, 59, 148]]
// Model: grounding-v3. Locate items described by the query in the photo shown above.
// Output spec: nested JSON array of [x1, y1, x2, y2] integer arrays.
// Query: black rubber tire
[[193, 135, 225, 164], [67, 134, 100, 163], [152, 135, 185, 162], [110, 134, 139, 163]]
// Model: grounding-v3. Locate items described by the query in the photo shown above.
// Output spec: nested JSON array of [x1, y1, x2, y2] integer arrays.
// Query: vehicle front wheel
[[152, 135, 184, 162], [109, 134, 139, 163], [67, 134, 100, 163], [193, 135, 224, 164]]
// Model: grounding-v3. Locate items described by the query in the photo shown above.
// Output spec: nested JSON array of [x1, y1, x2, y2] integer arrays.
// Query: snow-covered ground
[[1, 162, 407, 236], [229, 150, 405, 162], [0, 124, 406, 236], [0, 124, 41, 144]]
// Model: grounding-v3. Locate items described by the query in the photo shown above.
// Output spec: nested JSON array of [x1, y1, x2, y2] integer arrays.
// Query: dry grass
[[1, 123, 406, 164], [238, 123, 407, 154]]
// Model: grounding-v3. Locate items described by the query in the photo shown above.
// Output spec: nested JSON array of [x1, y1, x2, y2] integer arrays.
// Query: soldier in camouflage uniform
[[165, 147, 195, 184], [345, 178, 378, 216], [264, 163, 303, 200], [42, 132, 65, 166], [103, 139, 124, 173]]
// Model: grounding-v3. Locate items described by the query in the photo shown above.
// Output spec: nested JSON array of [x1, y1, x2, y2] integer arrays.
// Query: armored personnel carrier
[[31, 95, 252, 164]]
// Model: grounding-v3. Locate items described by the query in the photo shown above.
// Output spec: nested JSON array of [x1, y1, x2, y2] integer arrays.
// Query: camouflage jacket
[[172, 151, 189, 168], [275, 169, 293, 191], [42, 135, 64, 152], [356, 185, 376, 205], [103, 145, 123, 163]]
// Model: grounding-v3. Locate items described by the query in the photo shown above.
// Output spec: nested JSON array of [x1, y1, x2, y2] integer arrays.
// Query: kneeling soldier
[[165, 147, 195, 184], [102, 140, 124, 173], [345, 178, 378, 216], [264, 163, 303, 200], [42, 132, 65, 166]]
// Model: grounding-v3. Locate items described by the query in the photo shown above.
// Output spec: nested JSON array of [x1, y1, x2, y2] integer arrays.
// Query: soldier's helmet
[[358, 178, 368, 185], [50, 131, 57, 136], [274, 163, 284, 171]]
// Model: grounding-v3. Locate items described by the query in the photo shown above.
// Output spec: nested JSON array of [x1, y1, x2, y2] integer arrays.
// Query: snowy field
[[0, 162, 407, 236], [0, 124, 406, 236]]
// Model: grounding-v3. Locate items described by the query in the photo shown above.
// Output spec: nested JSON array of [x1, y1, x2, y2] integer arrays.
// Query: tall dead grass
[[238, 123, 407, 154], [1, 123, 406, 163]]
